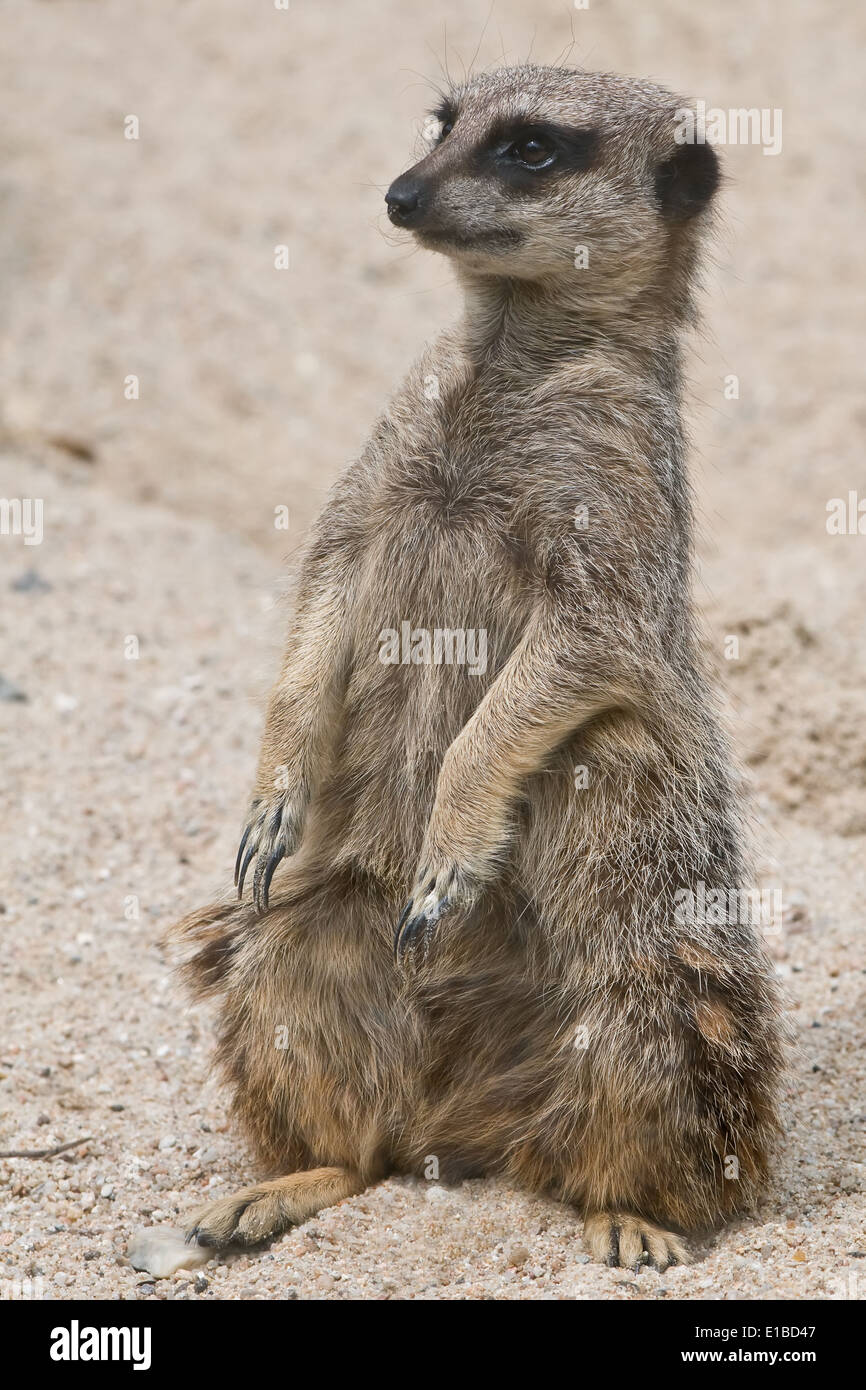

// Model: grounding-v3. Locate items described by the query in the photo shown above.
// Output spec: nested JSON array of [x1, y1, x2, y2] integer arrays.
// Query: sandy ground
[[0, 0, 863, 1301]]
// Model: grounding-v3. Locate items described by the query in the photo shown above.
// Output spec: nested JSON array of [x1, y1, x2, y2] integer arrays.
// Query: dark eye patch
[[430, 101, 457, 142], [484, 122, 601, 185]]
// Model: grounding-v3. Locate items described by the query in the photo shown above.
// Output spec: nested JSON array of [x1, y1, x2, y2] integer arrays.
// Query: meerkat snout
[[385, 174, 423, 226]]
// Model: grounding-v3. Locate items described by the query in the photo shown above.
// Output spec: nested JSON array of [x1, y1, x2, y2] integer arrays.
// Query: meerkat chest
[[354, 414, 537, 681], [380, 369, 545, 522], [395, 357, 678, 569]]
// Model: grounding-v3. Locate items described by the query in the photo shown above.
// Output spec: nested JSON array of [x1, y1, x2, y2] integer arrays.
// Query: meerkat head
[[386, 66, 719, 312]]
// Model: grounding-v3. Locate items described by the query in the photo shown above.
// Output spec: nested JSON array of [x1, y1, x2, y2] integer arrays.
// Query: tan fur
[[187, 1168, 362, 1247], [169, 66, 785, 1272]]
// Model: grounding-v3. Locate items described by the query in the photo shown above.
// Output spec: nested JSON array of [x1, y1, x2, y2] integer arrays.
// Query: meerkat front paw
[[394, 859, 480, 965], [186, 1186, 289, 1248], [235, 792, 306, 913], [583, 1211, 692, 1272], [185, 1168, 362, 1248]]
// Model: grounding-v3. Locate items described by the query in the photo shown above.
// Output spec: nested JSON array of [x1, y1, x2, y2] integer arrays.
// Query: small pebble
[[0, 675, 27, 703], [127, 1227, 212, 1279]]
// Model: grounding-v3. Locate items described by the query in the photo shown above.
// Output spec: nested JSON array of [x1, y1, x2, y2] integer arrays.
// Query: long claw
[[396, 896, 451, 964], [237, 842, 257, 899], [234, 823, 252, 887], [257, 848, 285, 915], [396, 913, 424, 963], [394, 901, 413, 957]]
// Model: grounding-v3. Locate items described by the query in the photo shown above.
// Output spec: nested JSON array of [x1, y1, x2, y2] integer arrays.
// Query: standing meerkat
[[172, 65, 785, 1271]]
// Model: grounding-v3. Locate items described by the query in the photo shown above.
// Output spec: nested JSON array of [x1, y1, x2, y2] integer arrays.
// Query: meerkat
[[171, 65, 785, 1271]]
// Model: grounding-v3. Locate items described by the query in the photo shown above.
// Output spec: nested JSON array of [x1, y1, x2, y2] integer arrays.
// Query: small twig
[[0, 1137, 93, 1159]]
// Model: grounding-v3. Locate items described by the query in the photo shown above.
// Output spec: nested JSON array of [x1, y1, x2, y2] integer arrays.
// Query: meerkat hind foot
[[185, 1166, 363, 1248], [583, 1210, 692, 1272]]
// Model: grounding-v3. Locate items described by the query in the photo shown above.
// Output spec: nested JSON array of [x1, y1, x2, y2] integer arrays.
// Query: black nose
[[385, 176, 424, 226]]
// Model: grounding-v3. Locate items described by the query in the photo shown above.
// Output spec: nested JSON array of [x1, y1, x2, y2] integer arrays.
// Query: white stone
[[127, 1227, 212, 1279]]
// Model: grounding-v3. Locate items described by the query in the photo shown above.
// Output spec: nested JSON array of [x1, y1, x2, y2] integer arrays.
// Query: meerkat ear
[[654, 141, 720, 220]]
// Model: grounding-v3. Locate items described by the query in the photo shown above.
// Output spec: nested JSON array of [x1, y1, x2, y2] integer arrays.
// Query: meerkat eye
[[428, 110, 455, 145], [503, 132, 557, 169]]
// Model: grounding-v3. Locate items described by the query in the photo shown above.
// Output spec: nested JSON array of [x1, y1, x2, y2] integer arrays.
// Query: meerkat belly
[[322, 508, 533, 878]]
